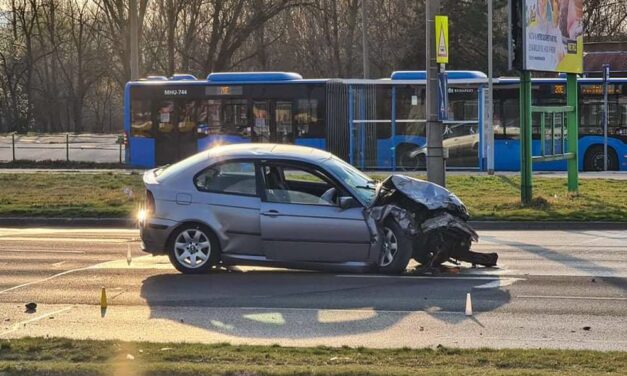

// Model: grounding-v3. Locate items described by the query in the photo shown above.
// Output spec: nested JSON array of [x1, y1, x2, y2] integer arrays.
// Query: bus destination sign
[[206, 86, 243, 96]]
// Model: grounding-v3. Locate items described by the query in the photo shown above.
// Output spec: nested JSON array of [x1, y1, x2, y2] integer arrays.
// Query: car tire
[[167, 223, 220, 274], [377, 220, 412, 275], [584, 146, 618, 171]]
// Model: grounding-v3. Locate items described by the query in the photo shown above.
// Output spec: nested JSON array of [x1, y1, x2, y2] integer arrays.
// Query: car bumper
[[139, 217, 179, 255]]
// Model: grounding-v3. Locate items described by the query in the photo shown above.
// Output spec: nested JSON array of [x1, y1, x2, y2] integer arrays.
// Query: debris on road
[[583, 326, 591, 331], [24, 302, 37, 313]]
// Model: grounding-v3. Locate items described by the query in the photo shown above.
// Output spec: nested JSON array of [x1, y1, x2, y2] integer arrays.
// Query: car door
[[193, 160, 262, 256], [258, 161, 371, 263]]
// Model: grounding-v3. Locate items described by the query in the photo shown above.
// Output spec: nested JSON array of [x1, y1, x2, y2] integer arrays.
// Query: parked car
[[139, 143, 496, 274]]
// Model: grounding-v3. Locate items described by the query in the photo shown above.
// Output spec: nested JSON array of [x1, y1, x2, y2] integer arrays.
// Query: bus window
[[158, 101, 175, 133], [253, 101, 271, 142], [177, 101, 197, 134], [131, 100, 152, 137], [200, 99, 249, 137], [395, 86, 426, 137], [502, 99, 520, 138], [276, 101, 293, 143], [295, 99, 322, 138], [376, 86, 392, 139]]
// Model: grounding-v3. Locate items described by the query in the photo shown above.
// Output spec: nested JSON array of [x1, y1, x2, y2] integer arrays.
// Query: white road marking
[[0, 266, 94, 295], [336, 274, 517, 281], [51, 261, 66, 267], [517, 295, 627, 301], [473, 278, 523, 289], [0, 306, 73, 337], [0, 249, 85, 254]]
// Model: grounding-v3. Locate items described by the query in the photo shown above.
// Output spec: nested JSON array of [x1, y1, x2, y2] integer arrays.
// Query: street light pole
[[426, 0, 445, 186], [361, 0, 369, 78], [130, 0, 139, 80], [487, 0, 495, 174]]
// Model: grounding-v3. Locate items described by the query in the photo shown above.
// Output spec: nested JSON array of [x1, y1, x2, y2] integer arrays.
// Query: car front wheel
[[377, 221, 412, 275], [168, 224, 219, 274]]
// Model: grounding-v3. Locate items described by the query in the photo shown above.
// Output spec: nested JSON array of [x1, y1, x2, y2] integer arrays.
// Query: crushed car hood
[[371, 175, 469, 219]]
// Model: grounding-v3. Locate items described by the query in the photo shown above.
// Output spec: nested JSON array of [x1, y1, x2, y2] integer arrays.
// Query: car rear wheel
[[168, 224, 219, 274], [377, 221, 412, 275]]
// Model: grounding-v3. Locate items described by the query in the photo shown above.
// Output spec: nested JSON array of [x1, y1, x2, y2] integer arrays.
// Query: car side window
[[262, 164, 339, 206], [195, 161, 257, 196]]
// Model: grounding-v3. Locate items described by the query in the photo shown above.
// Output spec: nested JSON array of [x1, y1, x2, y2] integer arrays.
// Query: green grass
[[0, 337, 625, 375], [0, 172, 625, 221], [0, 172, 144, 217]]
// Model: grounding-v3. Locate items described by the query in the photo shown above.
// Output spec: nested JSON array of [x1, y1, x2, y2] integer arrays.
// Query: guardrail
[[0, 133, 125, 163]]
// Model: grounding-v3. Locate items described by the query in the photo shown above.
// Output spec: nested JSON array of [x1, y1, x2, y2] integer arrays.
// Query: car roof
[[206, 143, 333, 163]]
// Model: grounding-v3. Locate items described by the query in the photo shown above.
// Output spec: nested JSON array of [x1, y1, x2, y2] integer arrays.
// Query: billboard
[[523, 0, 583, 73]]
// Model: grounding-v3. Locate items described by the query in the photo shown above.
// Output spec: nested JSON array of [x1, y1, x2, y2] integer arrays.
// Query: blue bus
[[124, 71, 486, 169], [492, 77, 627, 171]]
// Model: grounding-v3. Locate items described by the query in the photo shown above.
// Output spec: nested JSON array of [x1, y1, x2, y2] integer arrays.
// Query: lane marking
[[474, 278, 523, 289], [51, 261, 66, 267], [517, 295, 627, 301], [336, 274, 517, 281], [0, 306, 73, 337], [0, 266, 93, 295], [0, 249, 86, 254]]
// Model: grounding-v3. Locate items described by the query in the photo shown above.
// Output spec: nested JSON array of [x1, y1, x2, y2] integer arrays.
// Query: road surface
[[0, 227, 625, 350]]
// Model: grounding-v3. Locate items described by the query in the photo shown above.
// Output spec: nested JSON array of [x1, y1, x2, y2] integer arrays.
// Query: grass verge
[[0, 160, 128, 169], [0, 172, 625, 221], [0, 337, 625, 376]]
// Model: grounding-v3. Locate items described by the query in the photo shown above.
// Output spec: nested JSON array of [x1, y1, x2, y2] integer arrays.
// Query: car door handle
[[261, 210, 280, 217]]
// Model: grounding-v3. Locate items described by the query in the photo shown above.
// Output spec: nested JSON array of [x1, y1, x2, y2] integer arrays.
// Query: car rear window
[[194, 162, 257, 196]]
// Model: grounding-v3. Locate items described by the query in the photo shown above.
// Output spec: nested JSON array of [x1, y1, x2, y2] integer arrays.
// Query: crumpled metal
[[365, 204, 418, 236], [421, 212, 479, 242], [379, 175, 469, 218]]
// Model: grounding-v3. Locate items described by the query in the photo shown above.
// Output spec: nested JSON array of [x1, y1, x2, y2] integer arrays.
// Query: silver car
[[139, 144, 496, 274]]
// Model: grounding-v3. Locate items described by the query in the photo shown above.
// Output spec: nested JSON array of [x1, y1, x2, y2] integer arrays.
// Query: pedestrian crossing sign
[[435, 15, 449, 64]]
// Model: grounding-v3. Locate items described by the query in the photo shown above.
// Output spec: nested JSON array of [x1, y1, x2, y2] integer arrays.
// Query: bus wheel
[[584, 146, 618, 171], [397, 147, 424, 171]]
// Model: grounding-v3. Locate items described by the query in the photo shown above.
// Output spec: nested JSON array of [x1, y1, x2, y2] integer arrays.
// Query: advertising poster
[[523, 0, 583, 73]]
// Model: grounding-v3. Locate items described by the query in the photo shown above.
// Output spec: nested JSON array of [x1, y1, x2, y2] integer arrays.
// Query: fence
[[0, 134, 125, 164]]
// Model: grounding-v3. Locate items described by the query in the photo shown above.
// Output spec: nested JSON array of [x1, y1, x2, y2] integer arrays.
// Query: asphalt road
[[0, 227, 625, 351]]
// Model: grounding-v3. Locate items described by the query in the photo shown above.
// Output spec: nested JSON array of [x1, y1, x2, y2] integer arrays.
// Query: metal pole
[[66, 133, 70, 162], [520, 70, 532, 204], [129, 0, 139, 80], [11, 133, 15, 162], [602, 64, 609, 171], [119, 142, 123, 164], [361, 0, 369, 79], [566, 73, 579, 192], [487, 0, 495, 174], [426, 0, 445, 186]]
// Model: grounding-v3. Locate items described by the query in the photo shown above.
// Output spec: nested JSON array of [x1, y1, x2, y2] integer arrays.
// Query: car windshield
[[324, 156, 377, 206]]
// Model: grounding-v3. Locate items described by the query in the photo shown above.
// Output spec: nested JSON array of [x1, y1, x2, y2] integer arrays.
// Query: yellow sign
[[435, 15, 449, 64]]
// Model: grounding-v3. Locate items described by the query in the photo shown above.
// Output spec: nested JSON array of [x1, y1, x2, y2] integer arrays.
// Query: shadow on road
[[140, 269, 511, 339]]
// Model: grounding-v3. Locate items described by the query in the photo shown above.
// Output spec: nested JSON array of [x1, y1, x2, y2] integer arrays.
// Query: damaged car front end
[[367, 175, 498, 269]]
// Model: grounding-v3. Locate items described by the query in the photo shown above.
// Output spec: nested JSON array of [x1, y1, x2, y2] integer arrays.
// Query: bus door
[[176, 100, 198, 160], [154, 99, 198, 166], [154, 100, 177, 166], [251, 100, 294, 144]]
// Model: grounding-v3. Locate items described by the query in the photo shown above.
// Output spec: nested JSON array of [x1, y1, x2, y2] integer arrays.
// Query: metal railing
[[0, 133, 125, 163]]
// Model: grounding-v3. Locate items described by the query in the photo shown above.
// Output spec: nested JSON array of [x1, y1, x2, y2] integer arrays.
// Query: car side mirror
[[338, 196, 357, 210]]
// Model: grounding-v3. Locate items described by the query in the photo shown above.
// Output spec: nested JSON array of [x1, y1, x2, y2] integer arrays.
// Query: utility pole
[[129, 0, 139, 80], [361, 0, 369, 78], [426, 0, 445, 186], [486, 0, 495, 174]]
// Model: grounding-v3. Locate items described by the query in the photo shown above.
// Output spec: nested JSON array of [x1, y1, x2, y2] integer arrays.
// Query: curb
[[0, 217, 625, 231], [468, 220, 627, 231], [0, 217, 136, 228]]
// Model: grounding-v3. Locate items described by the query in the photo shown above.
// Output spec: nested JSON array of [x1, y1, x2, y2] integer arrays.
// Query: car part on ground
[[367, 175, 497, 268]]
